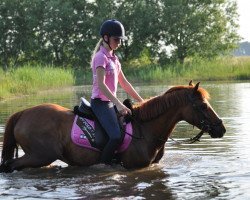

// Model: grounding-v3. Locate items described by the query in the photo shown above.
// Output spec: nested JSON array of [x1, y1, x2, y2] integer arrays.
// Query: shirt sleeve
[[93, 52, 108, 70]]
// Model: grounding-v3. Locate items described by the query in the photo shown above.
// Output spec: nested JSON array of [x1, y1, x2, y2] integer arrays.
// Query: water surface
[[0, 82, 250, 199]]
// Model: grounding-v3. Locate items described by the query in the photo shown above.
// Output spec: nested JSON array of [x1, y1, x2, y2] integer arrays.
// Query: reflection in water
[[0, 82, 250, 199], [0, 164, 174, 199]]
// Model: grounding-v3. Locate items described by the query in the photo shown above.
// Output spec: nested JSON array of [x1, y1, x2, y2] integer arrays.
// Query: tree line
[[234, 42, 250, 56], [0, 0, 240, 70]]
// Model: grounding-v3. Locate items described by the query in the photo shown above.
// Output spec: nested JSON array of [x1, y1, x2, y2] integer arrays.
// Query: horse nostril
[[223, 126, 226, 134]]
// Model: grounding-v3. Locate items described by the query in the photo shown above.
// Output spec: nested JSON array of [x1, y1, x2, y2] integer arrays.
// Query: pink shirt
[[91, 46, 121, 101]]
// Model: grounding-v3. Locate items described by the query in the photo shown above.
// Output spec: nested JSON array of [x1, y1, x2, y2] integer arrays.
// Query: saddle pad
[[71, 115, 133, 153]]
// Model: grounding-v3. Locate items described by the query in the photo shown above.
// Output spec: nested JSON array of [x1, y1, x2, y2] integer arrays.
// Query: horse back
[[16, 103, 74, 124], [14, 104, 74, 152]]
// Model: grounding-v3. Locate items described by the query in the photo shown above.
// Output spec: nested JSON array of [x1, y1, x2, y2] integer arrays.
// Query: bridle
[[157, 94, 223, 144], [188, 94, 223, 133]]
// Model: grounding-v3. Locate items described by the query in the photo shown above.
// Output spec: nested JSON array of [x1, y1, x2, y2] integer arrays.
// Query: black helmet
[[100, 19, 127, 40]]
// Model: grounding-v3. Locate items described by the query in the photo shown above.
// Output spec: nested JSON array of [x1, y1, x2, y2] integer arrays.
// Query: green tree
[[114, 0, 161, 61], [36, 0, 94, 66], [160, 0, 240, 64], [0, 0, 241, 69], [0, 0, 31, 70]]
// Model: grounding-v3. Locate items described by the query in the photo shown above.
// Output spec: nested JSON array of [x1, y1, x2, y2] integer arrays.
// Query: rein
[[124, 114, 204, 144], [168, 130, 204, 144], [124, 114, 144, 139]]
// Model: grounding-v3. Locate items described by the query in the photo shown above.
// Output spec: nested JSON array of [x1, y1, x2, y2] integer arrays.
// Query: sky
[[237, 0, 250, 42]]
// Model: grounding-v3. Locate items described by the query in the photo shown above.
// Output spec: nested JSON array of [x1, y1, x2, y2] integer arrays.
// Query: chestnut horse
[[0, 82, 226, 173]]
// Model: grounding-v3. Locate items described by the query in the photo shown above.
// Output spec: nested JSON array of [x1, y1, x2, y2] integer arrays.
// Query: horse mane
[[133, 85, 210, 121]]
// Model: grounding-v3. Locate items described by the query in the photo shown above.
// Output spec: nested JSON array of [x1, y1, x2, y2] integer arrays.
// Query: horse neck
[[133, 89, 192, 145], [142, 106, 182, 143]]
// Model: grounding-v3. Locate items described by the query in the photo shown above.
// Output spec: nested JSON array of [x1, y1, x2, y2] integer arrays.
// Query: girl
[[90, 19, 144, 165]]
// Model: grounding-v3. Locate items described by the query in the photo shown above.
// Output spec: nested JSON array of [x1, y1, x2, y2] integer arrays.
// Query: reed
[[1, 57, 249, 100], [123, 56, 250, 83], [0, 65, 74, 100]]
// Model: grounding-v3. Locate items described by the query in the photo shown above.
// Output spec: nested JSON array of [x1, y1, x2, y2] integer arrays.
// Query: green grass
[[0, 64, 74, 100], [1, 56, 250, 100], [123, 56, 250, 83], [183, 57, 250, 81]]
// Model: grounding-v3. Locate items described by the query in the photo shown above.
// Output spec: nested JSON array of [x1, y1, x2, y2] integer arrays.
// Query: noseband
[[188, 94, 223, 133]]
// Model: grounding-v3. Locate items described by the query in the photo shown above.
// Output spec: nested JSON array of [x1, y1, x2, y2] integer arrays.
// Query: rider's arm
[[118, 70, 144, 102], [96, 67, 131, 115]]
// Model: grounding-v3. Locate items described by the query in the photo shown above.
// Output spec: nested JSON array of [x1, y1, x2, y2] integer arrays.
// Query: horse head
[[183, 81, 226, 138]]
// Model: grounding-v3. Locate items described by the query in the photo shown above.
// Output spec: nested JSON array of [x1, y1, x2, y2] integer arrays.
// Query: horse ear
[[189, 80, 193, 86], [193, 82, 200, 92]]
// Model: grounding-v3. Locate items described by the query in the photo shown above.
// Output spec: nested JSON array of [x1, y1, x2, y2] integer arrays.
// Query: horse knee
[[2, 155, 54, 172], [1, 157, 27, 172], [153, 147, 164, 163]]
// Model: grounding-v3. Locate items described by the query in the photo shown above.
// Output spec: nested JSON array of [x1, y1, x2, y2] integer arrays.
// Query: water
[[0, 82, 250, 199]]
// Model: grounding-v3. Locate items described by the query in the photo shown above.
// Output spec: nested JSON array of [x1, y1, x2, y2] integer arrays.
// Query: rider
[[90, 19, 144, 165]]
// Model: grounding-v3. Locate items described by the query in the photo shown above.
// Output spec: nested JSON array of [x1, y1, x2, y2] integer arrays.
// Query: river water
[[0, 81, 250, 199]]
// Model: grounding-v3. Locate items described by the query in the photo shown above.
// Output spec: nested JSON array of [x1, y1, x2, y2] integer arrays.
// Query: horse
[[0, 81, 226, 173]]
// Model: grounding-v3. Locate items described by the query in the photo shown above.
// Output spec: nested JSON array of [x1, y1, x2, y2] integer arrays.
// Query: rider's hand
[[116, 103, 132, 116]]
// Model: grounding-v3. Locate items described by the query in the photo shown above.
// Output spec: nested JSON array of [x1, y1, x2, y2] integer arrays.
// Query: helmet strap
[[103, 36, 113, 51]]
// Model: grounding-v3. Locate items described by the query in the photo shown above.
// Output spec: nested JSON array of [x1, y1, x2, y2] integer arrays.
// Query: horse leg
[[3, 154, 55, 172], [153, 145, 165, 163]]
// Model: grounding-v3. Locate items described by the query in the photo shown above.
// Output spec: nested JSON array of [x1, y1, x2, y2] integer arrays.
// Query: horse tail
[[1, 111, 23, 165]]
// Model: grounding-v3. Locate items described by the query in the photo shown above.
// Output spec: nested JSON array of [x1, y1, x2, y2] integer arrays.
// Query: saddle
[[72, 98, 133, 151], [74, 97, 95, 120]]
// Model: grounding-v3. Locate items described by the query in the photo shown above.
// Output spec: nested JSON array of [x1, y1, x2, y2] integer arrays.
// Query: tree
[[160, 0, 240, 64], [113, 0, 161, 61], [0, 0, 32, 70], [0, 0, 241, 69], [35, 0, 94, 67]]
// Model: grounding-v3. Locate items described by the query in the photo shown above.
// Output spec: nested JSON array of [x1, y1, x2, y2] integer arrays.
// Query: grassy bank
[[0, 65, 74, 100], [123, 56, 250, 83], [75, 56, 250, 85], [1, 56, 250, 100]]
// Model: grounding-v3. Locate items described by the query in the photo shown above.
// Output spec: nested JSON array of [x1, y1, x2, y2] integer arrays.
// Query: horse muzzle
[[208, 119, 226, 138]]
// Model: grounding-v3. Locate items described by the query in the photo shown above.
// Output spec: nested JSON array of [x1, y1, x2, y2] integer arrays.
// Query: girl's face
[[103, 35, 121, 50], [109, 37, 121, 50]]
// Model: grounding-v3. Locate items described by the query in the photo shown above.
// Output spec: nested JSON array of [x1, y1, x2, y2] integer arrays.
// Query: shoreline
[[1, 56, 250, 100]]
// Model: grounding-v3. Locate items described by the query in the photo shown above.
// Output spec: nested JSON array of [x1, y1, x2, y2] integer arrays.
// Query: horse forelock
[[133, 85, 210, 121]]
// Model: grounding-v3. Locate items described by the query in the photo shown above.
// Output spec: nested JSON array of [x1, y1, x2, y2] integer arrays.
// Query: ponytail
[[91, 38, 103, 63]]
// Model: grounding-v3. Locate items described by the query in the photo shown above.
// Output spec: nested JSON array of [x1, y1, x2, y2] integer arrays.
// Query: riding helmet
[[100, 19, 127, 40]]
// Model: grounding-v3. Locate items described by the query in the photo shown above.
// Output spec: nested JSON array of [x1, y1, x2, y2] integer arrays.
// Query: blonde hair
[[91, 38, 103, 63]]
